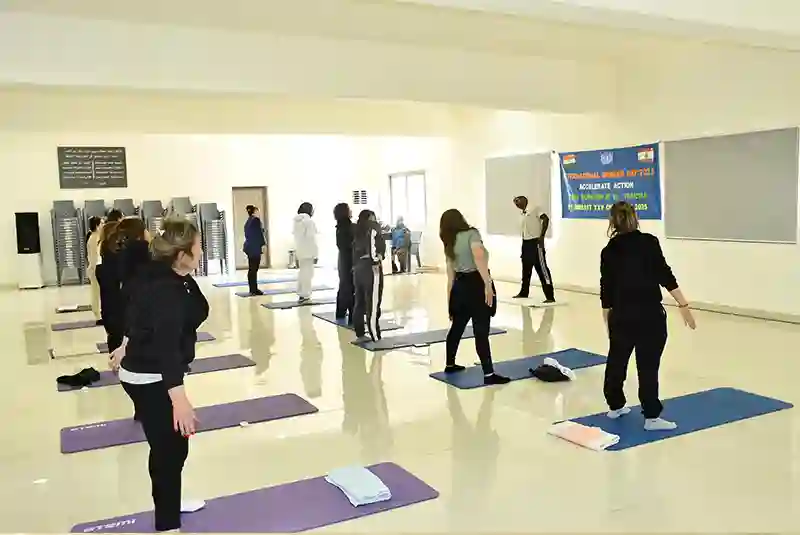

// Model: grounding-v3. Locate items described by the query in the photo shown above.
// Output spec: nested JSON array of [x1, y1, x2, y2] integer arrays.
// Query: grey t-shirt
[[450, 228, 486, 273]]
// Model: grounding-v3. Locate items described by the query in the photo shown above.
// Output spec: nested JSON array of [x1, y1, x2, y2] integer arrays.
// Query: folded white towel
[[548, 421, 620, 451], [325, 466, 392, 507], [543, 357, 577, 381]]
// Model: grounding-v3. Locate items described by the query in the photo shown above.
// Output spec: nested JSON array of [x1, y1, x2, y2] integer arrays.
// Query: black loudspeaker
[[15, 212, 41, 254]]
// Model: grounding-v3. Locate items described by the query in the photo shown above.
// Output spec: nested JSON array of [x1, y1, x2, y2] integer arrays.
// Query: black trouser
[[335, 254, 354, 320], [353, 259, 383, 340], [604, 306, 668, 419], [447, 271, 497, 374], [97, 264, 124, 353], [121, 381, 189, 532], [520, 238, 555, 301], [246, 253, 261, 293]]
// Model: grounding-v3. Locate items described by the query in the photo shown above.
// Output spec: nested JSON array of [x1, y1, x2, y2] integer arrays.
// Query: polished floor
[[4, 268, 800, 533]]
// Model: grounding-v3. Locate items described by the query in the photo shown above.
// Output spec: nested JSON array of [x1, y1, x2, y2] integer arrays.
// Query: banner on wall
[[559, 143, 661, 220]]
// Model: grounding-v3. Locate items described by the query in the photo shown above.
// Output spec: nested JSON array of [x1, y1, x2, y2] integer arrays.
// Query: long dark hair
[[88, 216, 102, 233], [104, 216, 147, 253], [608, 201, 639, 238], [439, 209, 473, 260], [297, 202, 314, 216], [333, 203, 351, 226], [355, 209, 376, 238]]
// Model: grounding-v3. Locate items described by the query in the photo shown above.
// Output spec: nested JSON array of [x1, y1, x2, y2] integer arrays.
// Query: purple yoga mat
[[52, 319, 100, 332], [57, 354, 255, 392], [70, 462, 439, 533], [60, 394, 318, 454], [96, 332, 215, 353]]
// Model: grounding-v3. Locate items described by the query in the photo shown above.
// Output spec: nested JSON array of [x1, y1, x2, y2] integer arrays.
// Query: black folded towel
[[57, 367, 101, 387]]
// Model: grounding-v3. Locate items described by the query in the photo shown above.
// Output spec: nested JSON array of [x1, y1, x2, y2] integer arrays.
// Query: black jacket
[[352, 221, 385, 266], [121, 261, 210, 389], [600, 230, 678, 311], [336, 220, 354, 270]]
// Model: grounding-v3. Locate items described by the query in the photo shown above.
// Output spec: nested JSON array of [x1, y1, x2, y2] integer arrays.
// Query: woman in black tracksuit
[[110, 217, 209, 532], [352, 210, 385, 342], [601, 201, 696, 431], [333, 203, 355, 323]]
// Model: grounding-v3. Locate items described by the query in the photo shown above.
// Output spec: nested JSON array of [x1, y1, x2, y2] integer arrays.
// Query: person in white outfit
[[86, 216, 103, 324], [292, 202, 318, 303]]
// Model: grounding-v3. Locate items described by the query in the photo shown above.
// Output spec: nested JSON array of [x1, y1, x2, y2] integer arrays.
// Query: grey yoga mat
[[312, 310, 402, 332], [96, 332, 216, 353], [353, 326, 507, 352], [52, 319, 100, 332], [261, 297, 337, 310], [69, 462, 439, 533], [56, 354, 255, 392], [60, 394, 318, 454], [56, 304, 92, 314], [235, 286, 333, 298]]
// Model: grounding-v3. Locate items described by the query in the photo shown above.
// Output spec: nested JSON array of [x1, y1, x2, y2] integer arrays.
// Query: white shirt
[[521, 207, 544, 240]]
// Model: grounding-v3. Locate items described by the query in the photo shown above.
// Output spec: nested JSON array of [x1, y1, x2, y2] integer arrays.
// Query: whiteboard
[[484, 152, 553, 237], [664, 128, 798, 243]]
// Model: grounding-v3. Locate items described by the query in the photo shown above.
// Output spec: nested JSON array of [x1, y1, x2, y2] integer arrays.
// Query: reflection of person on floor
[[339, 329, 392, 459], [333, 203, 355, 324], [439, 209, 509, 385], [601, 201, 696, 432], [352, 209, 385, 343], [513, 195, 555, 303], [447, 388, 499, 531], [521, 306, 555, 355], [108, 218, 209, 532], [248, 300, 274, 376], [292, 202, 318, 304], [390, 217, 411, 273], [299, 310, 322, 398], [243, 205, 266, 296]]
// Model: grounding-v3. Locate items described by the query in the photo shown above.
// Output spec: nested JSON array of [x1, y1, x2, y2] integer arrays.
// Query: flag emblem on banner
[[637, 148, 655, 162], [563, 154, 576, 165], [600, 152, 614, 165]]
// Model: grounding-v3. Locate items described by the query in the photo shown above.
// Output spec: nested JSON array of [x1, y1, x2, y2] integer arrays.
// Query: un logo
[[600, 152, 613, 165]]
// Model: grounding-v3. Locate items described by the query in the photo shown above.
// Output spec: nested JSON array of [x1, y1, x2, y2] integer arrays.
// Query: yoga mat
[[569, 387, 793, 451], [353, 326, 506, 352], [57, 354, 254, 392], [498, 297, 566, 308], [52, 319, 100, 332], [56, 304, 92, 314], [70, 462, 438, 533], [235, 285, 333, 298], [213, 277, 296, 288], [96, 332, 215, 353], [312, 310, 402, 332], [261, 297, 337, 310], [61, 394, 318, 454], [429, 348, 606, 389]]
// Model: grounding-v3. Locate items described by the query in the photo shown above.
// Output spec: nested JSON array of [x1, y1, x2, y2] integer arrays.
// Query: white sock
[[180, 499, 206, 513], [644, 418, 677, 431], [606, 407, 630, 419]]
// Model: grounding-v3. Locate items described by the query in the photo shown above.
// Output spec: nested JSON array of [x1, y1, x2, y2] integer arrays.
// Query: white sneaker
[[180, 499, 206, 513], [644, 418, 677, 431], [607, 407, 631, 419]]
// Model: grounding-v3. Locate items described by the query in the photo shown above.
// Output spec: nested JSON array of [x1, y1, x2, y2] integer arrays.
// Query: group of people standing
[[87, 210, 211, 531]]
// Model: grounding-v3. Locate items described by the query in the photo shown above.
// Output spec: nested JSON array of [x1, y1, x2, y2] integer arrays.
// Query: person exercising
[[513, 196, 555, 303]]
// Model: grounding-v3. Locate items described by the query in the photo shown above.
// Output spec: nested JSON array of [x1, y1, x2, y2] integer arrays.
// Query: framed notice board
[[57, 147, 128, 189]]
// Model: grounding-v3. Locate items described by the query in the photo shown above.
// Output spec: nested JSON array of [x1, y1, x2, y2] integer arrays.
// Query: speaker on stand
[[15, 212, 44, 289]]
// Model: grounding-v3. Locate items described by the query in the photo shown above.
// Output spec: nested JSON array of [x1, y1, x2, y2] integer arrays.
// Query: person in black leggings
[[109, 217, 209, 532], [97, 209, 124, 352], [439, 209, 509, 385], [601, 201, 696, 431], [243, 205, 266, 296], [333, 203, 355, 323]]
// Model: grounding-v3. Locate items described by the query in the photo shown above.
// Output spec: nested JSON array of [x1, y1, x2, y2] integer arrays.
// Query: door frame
[[231, 186, 270, 270]]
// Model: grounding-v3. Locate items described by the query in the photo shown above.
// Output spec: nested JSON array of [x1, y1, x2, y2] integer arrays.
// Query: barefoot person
[[600, 201, 696, 431], [439, 209, 509, 385], [109, 218, 209, 532]]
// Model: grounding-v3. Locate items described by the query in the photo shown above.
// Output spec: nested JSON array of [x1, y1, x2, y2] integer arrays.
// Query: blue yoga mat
[[570, 387, 793, 451], [213, 277, 296, 288], [235, 286, 333, 298], [312, 310, 402, 332], [353, 326, 506, 352], [261, 297, 338, 310], [429, 348, 606, 389]]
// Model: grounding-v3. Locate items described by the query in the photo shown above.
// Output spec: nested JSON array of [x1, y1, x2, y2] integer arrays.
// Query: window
[[388, 171, 427, 229]]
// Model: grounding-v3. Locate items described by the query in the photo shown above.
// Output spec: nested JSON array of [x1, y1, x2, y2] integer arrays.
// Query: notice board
[[57, 147, 128, 189]]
